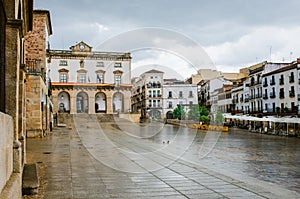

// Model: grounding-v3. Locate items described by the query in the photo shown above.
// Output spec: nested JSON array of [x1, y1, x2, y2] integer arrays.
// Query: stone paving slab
[[26, 116, 300, 199]]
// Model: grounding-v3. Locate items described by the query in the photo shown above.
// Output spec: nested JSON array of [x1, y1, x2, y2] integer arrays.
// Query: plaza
[[26, 115, 300, 198]]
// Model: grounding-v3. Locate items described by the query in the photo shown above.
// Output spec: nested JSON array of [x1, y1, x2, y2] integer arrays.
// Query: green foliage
[[200, 115, 210, 123], [173, 105, 186, 120], [188, 105, 209, 122], [215, 110, 224, 124]]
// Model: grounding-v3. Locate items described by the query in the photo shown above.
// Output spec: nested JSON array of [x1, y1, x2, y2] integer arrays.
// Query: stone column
[[106, 91, 113, 114], [123, 90, 131, 113], [70, 92, 77, 114], [88, 92, 95, 114], [6, 19, 22, 173], [18, 66, 26, 164]]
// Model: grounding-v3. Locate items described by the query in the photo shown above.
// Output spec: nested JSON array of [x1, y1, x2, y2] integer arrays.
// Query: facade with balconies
[[163, 82, 198, 118], [131, 69, 164, 118], [261, 62, 297, 116], [248, 63, 264, 115]]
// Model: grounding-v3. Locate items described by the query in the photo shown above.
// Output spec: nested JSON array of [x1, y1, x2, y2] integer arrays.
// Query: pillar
[[88, 92, 95, 114], [5, 19, 22, 173]]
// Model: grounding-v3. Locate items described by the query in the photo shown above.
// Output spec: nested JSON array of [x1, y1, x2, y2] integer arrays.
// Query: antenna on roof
[[268, 45, 272, 62]]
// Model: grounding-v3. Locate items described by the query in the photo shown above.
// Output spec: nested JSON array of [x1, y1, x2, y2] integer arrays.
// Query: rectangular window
[[59, 60, 68, 66], [153, 100, 156, 107], [148, 100, 152, 107], [168, 101, 172, 108], [280, 88, 284, 98], [96, 62, 104, 67], [179, 91, 183, 98], [115, 75, 121, 85], [60, 73, 67, 83], [168, 91, 172, 98], [97, 74, 103, 83], [157, 100, 161, 107], [157, 90, 161, 97], [114, 62, 122, 67], [189, 101, 193, 105], [153, 90, 156, 97], [148, 90, 152, 97], [189, 91, 193, 97], [79, 74, 86, 83]]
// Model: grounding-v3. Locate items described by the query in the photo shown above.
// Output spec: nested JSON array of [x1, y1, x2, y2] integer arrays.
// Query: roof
[[144, 69, 164, 74]]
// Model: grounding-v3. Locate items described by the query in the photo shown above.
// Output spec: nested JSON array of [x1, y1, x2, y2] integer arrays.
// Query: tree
[[215, 110, 224, 125], [173, 105, 186, 120], [188, 105, 209, 122]]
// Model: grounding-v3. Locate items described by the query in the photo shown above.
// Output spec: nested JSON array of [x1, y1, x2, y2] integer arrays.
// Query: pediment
[[70, 41, 92, 52]]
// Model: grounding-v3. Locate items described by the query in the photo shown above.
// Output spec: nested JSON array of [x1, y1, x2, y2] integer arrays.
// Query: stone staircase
[[56, 113, 120, 128]]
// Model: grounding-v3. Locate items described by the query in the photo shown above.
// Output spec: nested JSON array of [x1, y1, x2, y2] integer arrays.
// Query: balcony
[[25, 59, 46, 82], [262, 93, 268, 99], [270, 80, 275, 86], [270, 92, 276, 98], [232, 99, 238, 104], [263, 81, 268, 87], [279, 78, 284, 85], [279, 92, 285, 99]]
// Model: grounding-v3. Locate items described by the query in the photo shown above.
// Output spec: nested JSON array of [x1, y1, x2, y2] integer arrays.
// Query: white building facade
[[131, 69, 164, 118], [163, 84, 198, 118], [48, 41, 132, 114]]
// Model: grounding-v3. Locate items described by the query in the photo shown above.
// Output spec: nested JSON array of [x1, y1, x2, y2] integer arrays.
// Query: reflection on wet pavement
[[149, 125, 300, 193]]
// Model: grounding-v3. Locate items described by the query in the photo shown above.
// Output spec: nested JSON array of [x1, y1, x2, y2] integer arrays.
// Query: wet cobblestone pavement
[[26, 114, 300, 198]]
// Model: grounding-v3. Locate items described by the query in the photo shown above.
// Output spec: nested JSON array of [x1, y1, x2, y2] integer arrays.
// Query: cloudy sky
[[35, 0, 300, 79]]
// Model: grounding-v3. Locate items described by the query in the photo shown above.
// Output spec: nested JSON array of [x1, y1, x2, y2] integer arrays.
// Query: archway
[[113, 92, 124, 113], [58, 91, 70, 112], [149, 109, 162, 119], [76, 92, 89, 113], [166, 111, 173, 119], [95, 92, 106, 113]]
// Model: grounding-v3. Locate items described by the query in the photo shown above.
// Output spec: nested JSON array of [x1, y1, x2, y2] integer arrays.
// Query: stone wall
[[24, 10, 52, 137], [0, 113, 16, 196]]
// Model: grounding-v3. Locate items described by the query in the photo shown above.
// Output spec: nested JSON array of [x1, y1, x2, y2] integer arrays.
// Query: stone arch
[[95, 92, 107, 113], [149, 109, 161, 118], [166, 111, 173, 119], [58, 91, 70, 112], [76, 91, 89, 113], [113, 92, 124, 113]]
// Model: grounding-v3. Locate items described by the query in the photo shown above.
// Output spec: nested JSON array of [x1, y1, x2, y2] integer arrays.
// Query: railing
[[289, 91, 295, 97], [270, 92, 276, 98], [279, 93, 285, 99], [270, 80, 276, 86], [263, 82, 268, 87], [279, 78, 284, 85], [25, 59, 46, 82], [262, 94, 268, 99]]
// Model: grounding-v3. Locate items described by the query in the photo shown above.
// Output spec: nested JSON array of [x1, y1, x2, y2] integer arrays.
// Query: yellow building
[[24, 10, 53, 137]]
